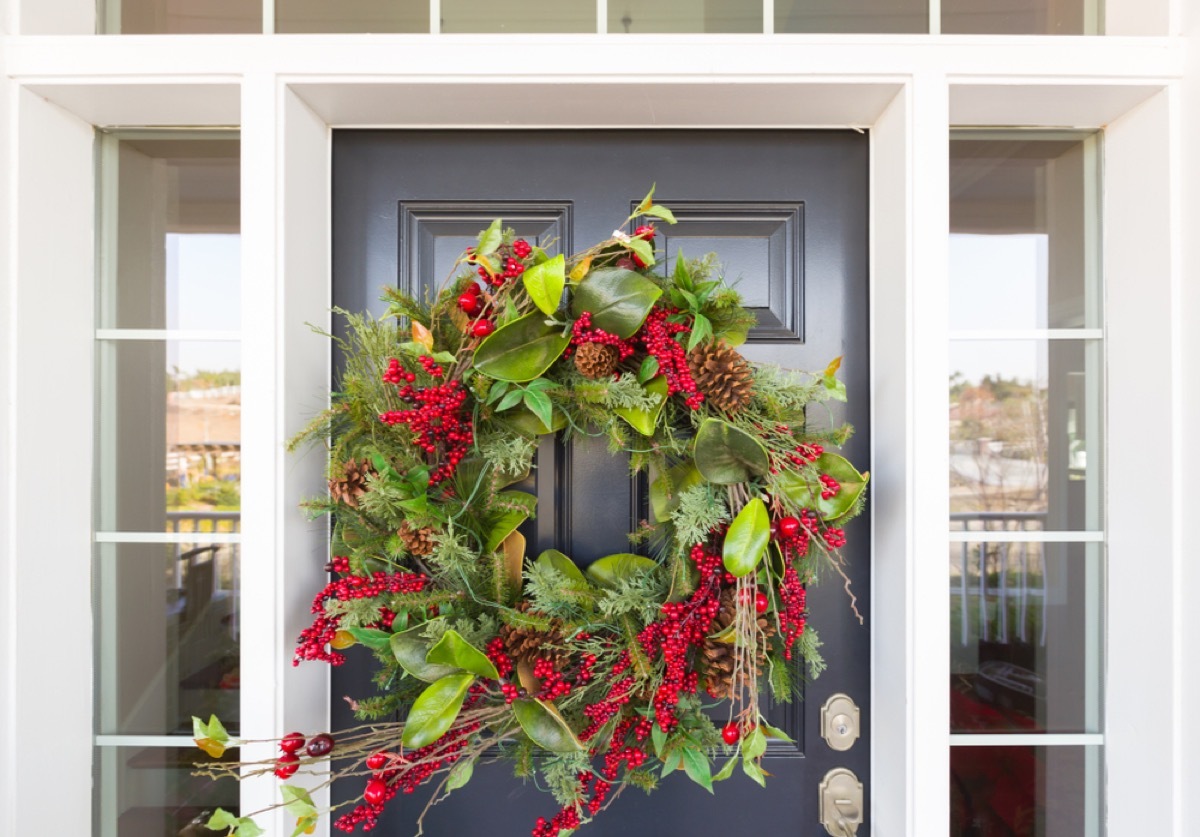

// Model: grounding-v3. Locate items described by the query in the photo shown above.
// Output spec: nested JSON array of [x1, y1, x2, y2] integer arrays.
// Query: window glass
[[102, 0, 260, 33], [441, 0, 594, 32], [943, 0, 1098, 34], [276, 0, 428, 33], [775, 0, 927, 33], [608, 0, 760, 33], [95, 746, 240, 835]]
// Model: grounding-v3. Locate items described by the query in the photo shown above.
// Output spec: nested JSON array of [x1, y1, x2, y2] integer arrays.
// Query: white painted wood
[[1103, 87, 1179, 836], [13, 0, 91, 34], [0, 43, 14, 837], [6, 85, 95, 836], [948, 80, 1168, 127], [18, 81, 241, 127]]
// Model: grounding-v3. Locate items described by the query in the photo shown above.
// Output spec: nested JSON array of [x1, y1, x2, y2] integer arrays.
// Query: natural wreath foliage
[[195, 189, 868, 837]]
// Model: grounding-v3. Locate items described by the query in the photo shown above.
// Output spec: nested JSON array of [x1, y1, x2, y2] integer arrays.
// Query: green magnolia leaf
[[569, 268, 663, 339], [638, 356, 660, 384], [585, 553, 660, 589], [723, 498, 770, 577], [693, 418, 770, 485], [713, 757, 738, 782], [476, 219, 503, 256], [485, 490, 537, 552], [280, 785, 317, 819], [522, 254, 566, 316], [403, 673, 475, 749], [512, 698, 584, 753], [523, 390, 554, 431], [425, 629, 500, 680], [446, 756, 476, 790], [681, 747, 714, 793], [625, 236, 655, 267], [536, 549, 590, 589], [649, 462, 703, 521], [776, 453, 870, 522], [743, 726, 768, 760], [642, 204, 677, 224], [346, 627, 392, 651], [614, 375, 668, 436], [741, 757, 767, 788], [474, 313, 571, 382], [498, 403, 567, 437], [391, 622, 460, 683]]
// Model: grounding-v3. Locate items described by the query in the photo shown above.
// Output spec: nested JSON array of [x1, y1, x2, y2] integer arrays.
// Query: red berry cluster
[[273, 732, 336, 779], [599, 717, 649, 781], [568, 311, 636, 363], [773, 515, 811, 558], [379, 368, 472, 486], [530, 771, 611, 837], [382, 357, 416, 385], [417, 355, 444, 378], [797, 508, 846, 549], [579, 655, 634, 742], [777, 564, 808, 659], [485, 636, 514, 678], [473, 241, 530, 287], [819, 473, 841, 500], [532, 657, 574, 700], [632, 308, 704, 409], [629, 225, 656, 268]]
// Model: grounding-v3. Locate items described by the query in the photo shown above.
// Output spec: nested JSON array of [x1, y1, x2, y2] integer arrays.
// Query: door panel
[[332, 130, 870, 836]]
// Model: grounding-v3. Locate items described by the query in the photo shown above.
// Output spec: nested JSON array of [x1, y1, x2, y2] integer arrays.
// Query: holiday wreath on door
[[194, 190, 868, 836]]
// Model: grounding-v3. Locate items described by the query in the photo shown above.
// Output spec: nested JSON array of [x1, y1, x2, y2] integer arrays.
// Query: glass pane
[[775, 0, 927, 33], [950, 136, 1101, 329], [441, 0, 594, 32], [950, 542, 1102, 734], [100, 138, 240, 331], [102, 0, 259, 34], [949, 339, 1102, 529], [609, 0, 760, 33], [95, 745, 240, 835], [97, 341, 242, 532], [951, 746, 1102, 836], [96, 542, 241, 736], [943, 0, 1098, 34], [276, 0, 428, 33]]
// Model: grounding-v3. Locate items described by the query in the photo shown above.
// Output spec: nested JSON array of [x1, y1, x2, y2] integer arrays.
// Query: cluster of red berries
[[628, 225, 656, 269], [529, 770, 611, 837], [274, 732, 335, 779], [567, 311, 637, 364], [456, 282, 497, 337], [485, 636, 514, 678], [777, 564, 808, 659], [796, 508, 846, 549], [532, 657, 574, 700], [599, 717, 649, 781], [772, 514, 811, 558], [579, 658, 634, 742], [474, 241, 530, 287], [632, 307, 704, 409], [379, 366, 472, 486], [382, 357, 416, 385], [819, 473, 841, 500]]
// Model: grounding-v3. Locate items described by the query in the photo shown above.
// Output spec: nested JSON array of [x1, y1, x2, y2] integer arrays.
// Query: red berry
[[458, 293, 481, 314], [274, 753, 300, 779], [721, 723, 740, 745], [364, 777, 388, 806], [305, 732, 335, 758], [472, 319, 495, 337], [279, 732, 305, 753], [755, 591, 769, 614], [634, 224, 656, 240], [366, 752, 388, 771], [466, 282, 481, 295], [777, 516, 801, 538]]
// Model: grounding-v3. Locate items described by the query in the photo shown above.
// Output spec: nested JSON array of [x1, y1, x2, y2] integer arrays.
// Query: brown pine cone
[[687, 340, 753, 413], [398, 521, 437, 556], [574, 341, 620, 379], [702, 588, 776, 699], [500, 602, 568, 671], [328, 458, 375, 508]]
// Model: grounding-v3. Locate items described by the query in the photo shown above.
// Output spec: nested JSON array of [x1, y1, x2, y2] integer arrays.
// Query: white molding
[[949, 734, 1105, 747]]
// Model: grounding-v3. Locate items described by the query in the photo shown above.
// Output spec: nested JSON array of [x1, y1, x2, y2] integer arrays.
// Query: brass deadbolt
[[820, 693, 861, 752]]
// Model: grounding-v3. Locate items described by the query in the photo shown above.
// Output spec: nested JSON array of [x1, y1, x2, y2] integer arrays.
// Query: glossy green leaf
[[425, 629, 500, 680], [681, 746, 714, 792], [476, 219, 503, 256], [569, 268, 663, 339], [512, 698, 584, 753], [280, 785, 317, 819], [776, 452, 870, 522], [403, 673, 474, 749], [723, 498, 770, 577], [522, 254, 566, 316], [497, 403, 567, 437], [651, 720, 668, 756], [642, 204, 677, 224], [743, 726, 768, 760], [585, 553, 660, 589], [496, 389, 524, 412], [625, 236, 655, 267], [536, 549, 589, 589], [741, 757, 767, 788], [473, 313, 571, 383], [346, 627, 392, 651], [713, 757, 738, 782], [485, 490, 537, 552], [391, 622, 460, 683], [693, 418, 770, 485], [446, 756, 476, 791], [649, 462, 703, 521], [614, 375, 668, 436], [638, 356, 660, 384], [523, 390, 554, 431], [686, 313, 713, 352], [760, 722, 794, 743]]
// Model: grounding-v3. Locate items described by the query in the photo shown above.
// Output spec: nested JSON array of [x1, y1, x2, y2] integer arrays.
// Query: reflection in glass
[[949, 542, 1102, 734], [950, 136, 1101, 329], [608, 0, 760, 33], [276, 0, 428, 33], [949, 340, 1102, 529], [95, 542, 241, 736], [943, 0, 1097, 34], [441, 0, 594, 32], [102, 0, 260, 33], [99, 137, 241, 330], [775, 0, 927, 33], [951, 746, 1101, 836], [97, 341, 242, 531], [95, 746, 239, 834]]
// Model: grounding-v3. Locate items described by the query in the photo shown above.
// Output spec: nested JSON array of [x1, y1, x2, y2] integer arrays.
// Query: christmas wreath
[[195, 189, 868, 837]]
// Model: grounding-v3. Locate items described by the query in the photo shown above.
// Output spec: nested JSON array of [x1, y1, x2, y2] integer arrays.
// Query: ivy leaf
[[391, 622, 460, 683], [585, 553, 660, 589], [280, 785, 317, 819], [642, 203, 677, 224], [693, 418, 770, 485], [613, 375, 668, 437], [686, 313, 713, 352], [426, 629, 500, 680], [476, 219, 503, 256], [512, 698, 585, 753], [775, 453, 870, 522], [346, 627, 392, 651], [446, 756, 476, 790], [723, 498, 770, 577], [681, 747, 714, 793], [522, 254, 566, 316], [569, 268, 663, 339], [637, 356, 660, 384], [474, 313, 571, 382], [402, 673, 475, 749], [523, 389, 554, 432]]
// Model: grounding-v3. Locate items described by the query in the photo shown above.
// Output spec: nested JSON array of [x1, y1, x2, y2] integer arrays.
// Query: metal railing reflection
[[950, 512, 1047, 648]]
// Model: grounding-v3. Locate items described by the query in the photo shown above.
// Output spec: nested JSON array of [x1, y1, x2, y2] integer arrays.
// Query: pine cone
[[500, 603, 568, 671], [688, 340, 753, 413], [328, 458, 375, 508], [702, 588, 776, 699], [398, 521, 437, 556], [574, 341, 620, 379]]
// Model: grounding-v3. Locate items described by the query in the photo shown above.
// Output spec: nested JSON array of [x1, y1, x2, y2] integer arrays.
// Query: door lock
[[820, 693, 861, 751], [819, 767, 864, 837]]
